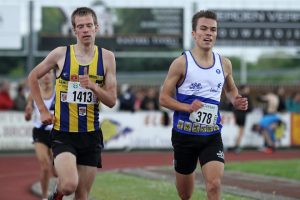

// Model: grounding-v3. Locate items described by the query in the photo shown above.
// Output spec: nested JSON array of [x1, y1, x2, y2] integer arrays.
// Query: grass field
[[91, 172, 249, 200], [91, 159, 300, 199], [225, 159, 300, 181]]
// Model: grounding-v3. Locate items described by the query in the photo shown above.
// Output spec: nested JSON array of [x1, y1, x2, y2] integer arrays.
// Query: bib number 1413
[[72, 91, 93, 103], [67, 82, 97, 104]]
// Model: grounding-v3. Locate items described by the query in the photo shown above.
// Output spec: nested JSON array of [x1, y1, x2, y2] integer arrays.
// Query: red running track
[[0, 149, 299, 200]]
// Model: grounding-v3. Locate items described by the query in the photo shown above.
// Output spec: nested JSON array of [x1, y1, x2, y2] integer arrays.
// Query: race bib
[[66, 82, 97, 104], [189, 103, 218, 126]]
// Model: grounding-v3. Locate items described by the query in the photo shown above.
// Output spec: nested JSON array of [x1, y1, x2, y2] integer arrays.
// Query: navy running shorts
[[171, 129, 224, 175], [32, 127, 51, 148], [51, 129, 103, 168]]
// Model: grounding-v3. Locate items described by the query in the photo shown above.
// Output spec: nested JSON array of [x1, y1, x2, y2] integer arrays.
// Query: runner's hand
[[24, 103, 33, 121], [189, 100, 203, 112], [79, 67, 94, 89], [233, 95, 248, 110], [40, 109, 55, 125]]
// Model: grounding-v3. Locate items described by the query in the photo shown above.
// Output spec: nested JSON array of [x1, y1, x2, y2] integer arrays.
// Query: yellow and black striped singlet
[[54, 45, 104, 132]]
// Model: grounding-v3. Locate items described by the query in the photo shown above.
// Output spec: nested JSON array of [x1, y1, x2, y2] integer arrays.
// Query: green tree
[[251, 52, 300, 70], [40, 7, 66, 34], [114, 9, 154, 34], [0, 57, 26, 77]]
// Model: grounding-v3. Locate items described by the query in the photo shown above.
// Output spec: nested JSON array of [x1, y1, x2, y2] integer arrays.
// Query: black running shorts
[[51, 129, 103, 168], [171, 129, 224, 175], [32, 127, 51, 148]]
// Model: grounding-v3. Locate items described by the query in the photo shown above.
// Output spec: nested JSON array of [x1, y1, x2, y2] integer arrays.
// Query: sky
[[1, 0, 300, 61]]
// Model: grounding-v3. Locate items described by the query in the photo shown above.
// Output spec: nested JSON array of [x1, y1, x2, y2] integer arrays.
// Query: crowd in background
[[219, 84, 300, 153], [0, 79, 299, 154], [1, 79, 300, 114], [219, 85, 300, 114], [0, 79, 27, 111]]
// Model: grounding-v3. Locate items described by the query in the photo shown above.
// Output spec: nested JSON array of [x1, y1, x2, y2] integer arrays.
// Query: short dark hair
[[192, 10, 217, 31], [276, 120, 285, 128], [251, 124, 262, 133], [71, 7, 98, 28]]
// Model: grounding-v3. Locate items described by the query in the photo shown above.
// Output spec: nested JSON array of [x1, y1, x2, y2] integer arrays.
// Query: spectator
[[276, 86, 286, 112], [160, 107, 171, 126], [232, 85, 253, 153], [219, 96, 232, 111], [13, 83, 27, 111], [285, 92, 300, 113], [134, 89, 145, 111], [119, 84, 135, 112], [252, 114, 285, 154], [257, 90, 279, 114], [141, 87, 159, 110], [0, 80, 14, 110]]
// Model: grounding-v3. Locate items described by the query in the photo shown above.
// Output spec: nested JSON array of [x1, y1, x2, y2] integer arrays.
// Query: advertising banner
[[0, 111, 292, 150], [214, 10, 300, 47], [38, 6, 183, 51], [291, 113, 300, 145]]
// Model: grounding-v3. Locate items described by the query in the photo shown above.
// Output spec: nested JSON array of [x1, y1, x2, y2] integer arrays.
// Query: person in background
[[159, 10, 248, 200], [134, 89, 145, 111], [160, 107, 171, 126], [13, 82, 27, 111], [276, 86, 286, 112], [119, 84, 135, 112], [141, 87, 159, 111], [257, 89, 279, 114], [231, 84, 253, 153], [218, 95, 232, 112], [28, 7, 117, 200], [252, 114, 285, 154], [285, 92, 300, 113], [25, 71, 56, 200], [0, 80, 14, 110]]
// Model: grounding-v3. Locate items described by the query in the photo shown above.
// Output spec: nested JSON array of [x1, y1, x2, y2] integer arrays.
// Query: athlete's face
[[192, 17, 217, 51], [73, 14, 98, 45]]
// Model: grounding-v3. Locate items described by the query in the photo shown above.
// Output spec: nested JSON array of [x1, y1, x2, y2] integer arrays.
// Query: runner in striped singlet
[[28, 7, 117, 200]]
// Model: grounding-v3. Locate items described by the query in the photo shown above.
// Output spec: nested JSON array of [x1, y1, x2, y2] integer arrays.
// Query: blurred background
[[1, 2, 300, 200], [0, 0, 299, 151]]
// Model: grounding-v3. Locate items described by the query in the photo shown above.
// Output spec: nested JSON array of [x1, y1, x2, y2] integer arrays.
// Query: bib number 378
[[189, 103, 218, 126]]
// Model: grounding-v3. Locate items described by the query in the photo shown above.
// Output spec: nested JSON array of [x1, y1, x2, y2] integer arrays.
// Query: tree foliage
[[40, 7, 66, 34], [0, 57, 26, 77]]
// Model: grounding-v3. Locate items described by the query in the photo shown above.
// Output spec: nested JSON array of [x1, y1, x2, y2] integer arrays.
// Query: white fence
[[0, 111, 296, 151]]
